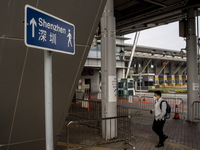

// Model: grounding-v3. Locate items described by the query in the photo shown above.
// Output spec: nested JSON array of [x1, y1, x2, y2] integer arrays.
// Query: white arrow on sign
[[30, 18, 37, 38]]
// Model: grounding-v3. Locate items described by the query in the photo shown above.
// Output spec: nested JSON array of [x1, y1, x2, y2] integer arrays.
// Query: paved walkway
[[129, 111, 200, 150], [56, 110, 200, 150], [95, 111, 200, 150]]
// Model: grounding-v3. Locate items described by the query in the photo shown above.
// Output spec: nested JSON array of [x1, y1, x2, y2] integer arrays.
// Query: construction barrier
[[117, 96, 185, 117], [70, 94, 184, 120], [69, 99, 131, 120], [117, 95, 140, 110], [193, 101, 200, 121], [139, 96, 155, 111]]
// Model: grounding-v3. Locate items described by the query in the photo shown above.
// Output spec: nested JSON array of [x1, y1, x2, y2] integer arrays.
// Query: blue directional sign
[[25, 5, 75, 55]]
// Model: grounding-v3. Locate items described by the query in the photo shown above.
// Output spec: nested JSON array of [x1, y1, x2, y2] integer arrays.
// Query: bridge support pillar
[[101, 0, 117, 139], [186, 8, 198, 122]]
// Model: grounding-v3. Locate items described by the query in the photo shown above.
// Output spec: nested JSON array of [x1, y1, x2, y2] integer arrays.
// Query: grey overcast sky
[[125, 22, 186, 51]]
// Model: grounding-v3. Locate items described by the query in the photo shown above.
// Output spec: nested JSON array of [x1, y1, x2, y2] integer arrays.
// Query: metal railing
[[69, 95, 185, 120], [65, 116, 135, 150], [66, 95, 187, 150], [69, 99, 101, 120], [69, 99, 133, 119], [163, 97, 184, 114], [117, 96, 185, 117], [137, 96, 154, 111], [193, 101, 200, 121], [117, 96, 140, 110]]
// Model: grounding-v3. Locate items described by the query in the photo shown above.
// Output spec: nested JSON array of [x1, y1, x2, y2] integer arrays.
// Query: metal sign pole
[[44, 50, 54, 150], [25, 5, 75, 149]]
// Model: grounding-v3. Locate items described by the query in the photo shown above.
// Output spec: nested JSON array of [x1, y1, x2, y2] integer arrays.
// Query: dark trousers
[[152, 119, 166, 144]]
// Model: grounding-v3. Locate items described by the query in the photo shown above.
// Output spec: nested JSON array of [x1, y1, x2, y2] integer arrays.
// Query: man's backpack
[[160, 100, 171, 119]]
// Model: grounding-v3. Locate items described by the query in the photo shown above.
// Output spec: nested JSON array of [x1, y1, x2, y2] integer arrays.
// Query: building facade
[[78, 37, 188, 94]]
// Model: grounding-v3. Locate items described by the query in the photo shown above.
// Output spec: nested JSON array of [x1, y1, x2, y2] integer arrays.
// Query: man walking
[[151, 91, 168, 148]]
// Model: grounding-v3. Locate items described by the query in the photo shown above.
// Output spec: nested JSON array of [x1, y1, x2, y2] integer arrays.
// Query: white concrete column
[[90, 71, 100, 93], [186, 8, 198, 122], [101, 0, 117, 139], [117, 68, 125, 78]]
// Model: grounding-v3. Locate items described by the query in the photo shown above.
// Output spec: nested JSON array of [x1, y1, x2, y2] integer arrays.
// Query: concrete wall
[[0, 0, 106, 149]]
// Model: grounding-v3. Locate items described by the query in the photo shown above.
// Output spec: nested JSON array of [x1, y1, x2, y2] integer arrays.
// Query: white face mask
[[153, 96, 157, 101]]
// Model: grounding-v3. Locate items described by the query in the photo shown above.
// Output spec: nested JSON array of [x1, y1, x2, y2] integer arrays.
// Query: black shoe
[[155, 143, 164, 148], [163, 135, 168, 142]]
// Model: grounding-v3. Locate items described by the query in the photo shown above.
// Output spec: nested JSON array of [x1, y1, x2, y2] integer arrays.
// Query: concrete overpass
[[84, 42, 188, 91]]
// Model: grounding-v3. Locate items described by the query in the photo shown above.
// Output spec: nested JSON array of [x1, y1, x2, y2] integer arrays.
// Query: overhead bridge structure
[[1, 0, 200, 150]]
